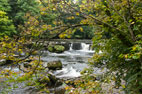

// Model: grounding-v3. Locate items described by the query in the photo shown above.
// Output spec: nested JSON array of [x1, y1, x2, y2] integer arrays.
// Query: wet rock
[[62, 43, 70, 51], [6, 59, 13, 64], [47, 61, 62, 70], [49, 84, 65, 94], [47, 45, 54, 52], [48, 74, 62, 87], [72, 43, 82, 50], [0, 59, 13, 66], [48, 45, 65, 53], [37, 74, 63, 88], [54, 45, 65, 53]]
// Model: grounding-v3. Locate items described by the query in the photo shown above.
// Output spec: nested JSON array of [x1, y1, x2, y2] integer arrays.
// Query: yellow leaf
[[59, 34, 65, 39], [131, 22, 135, 24], [132, 46, 137, 51], [121, 85, 125, 88], [124, 55, 128, 59], [19, 49, 22, 52], [53, 8, 56, 10], [76, 12, 80, 16], [1, 55, 6, 58], [72, 16, 75, 19], [80, 27, 83, 32]]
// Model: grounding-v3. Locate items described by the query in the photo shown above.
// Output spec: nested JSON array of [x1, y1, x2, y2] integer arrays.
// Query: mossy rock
[[47, 45, 65, 53], [47, 60, 62, 70], [54, 45, 65, 53], [37, 74, 62, 88], [47, 74, 62, 87], [47, 45, 54, 52]]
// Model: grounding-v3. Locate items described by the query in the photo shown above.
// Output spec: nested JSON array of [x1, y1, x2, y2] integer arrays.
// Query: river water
[[1, 42, 104, 94], [41, 42, 95, 78]]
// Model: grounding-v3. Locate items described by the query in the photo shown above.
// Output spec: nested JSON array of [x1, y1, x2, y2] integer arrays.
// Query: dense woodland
[[0, 0, 142, 94]]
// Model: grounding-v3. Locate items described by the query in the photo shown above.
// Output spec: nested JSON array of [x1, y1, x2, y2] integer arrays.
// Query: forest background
[[0, 0, 142, 94]]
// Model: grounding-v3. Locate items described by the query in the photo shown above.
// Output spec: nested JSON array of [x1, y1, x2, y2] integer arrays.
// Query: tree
[[0, 0, 11, 12], [0, 0, 142, 93], [0, 11, 16, 37], [7, 0, 40, 28], [77, 0, 142, 93], [40, 0, 142, 93], [91, 0, 142, 93]]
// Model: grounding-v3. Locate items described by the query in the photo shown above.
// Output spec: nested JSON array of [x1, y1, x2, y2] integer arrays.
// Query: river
[[42, 42, 95, 78], [0, 41, 104, 94]]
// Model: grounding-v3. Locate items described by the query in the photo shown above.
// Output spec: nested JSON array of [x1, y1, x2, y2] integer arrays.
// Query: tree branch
[[63, 1, 133, 46]]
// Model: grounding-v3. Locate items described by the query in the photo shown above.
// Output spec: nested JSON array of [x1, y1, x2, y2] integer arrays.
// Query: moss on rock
[[37, 74, 63, 88], [54, 45, 65, 53], [47, 45, 54, 52], [47, 60, 62, 70], [47, 45, 65, 53]]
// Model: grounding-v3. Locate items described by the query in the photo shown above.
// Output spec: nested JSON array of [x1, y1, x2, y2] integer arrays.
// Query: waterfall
[[81, 43, 90, 51], [69, 43, 73, 51], [69, 42, 92, 51]]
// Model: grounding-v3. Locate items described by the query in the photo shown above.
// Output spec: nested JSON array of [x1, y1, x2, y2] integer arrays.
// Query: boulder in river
[[47, 45, 54, 52], [47, 61, 62, 70], [48, 45, 65, 53], [54, 45, 65, 53], [37, 74, 63, 88]]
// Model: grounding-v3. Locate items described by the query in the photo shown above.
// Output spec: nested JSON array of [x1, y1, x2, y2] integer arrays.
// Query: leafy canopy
[[0, 11, 16, 37]]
